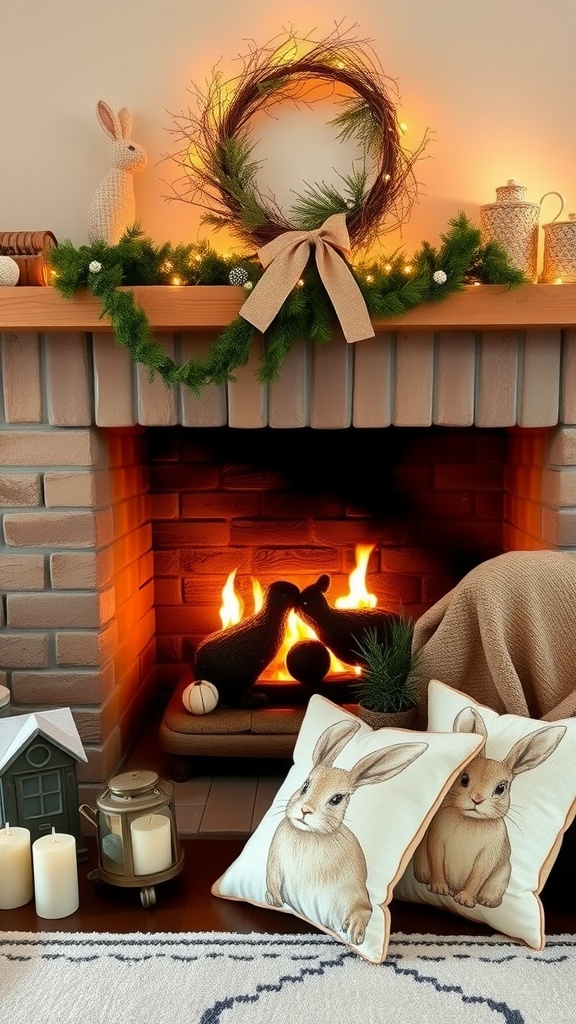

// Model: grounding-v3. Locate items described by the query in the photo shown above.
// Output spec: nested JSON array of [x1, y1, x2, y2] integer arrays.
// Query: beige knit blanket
[[412, 550, 576, 725]]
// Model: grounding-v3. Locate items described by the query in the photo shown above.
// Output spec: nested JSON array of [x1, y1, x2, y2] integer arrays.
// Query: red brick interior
[[145, 425, 509, 672]]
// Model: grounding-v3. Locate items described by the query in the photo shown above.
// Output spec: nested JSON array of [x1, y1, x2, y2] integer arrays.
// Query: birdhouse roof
[[0, 708, 88, 773]]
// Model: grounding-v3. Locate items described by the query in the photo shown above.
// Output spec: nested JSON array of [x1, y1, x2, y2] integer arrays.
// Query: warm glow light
[[555, 278, 563, 285], [399, 121, 408, 134], [171, 275, 182, 286], [403, 264, 413, 275], [161, 260, 173, 273], [297, 278, 304, 287], [337, 60, 345, 69], [185, 145, 202, 170], [384, 173, 391, 182], [366, 274, 374, 283], [335, 544, 377, 609], [276, 37, 299, 64], [220, 570, 243, 628], [384, 263, 392, 273]]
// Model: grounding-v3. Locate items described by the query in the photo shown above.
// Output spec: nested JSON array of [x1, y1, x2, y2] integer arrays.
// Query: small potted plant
[[352, 615, 422, 730]]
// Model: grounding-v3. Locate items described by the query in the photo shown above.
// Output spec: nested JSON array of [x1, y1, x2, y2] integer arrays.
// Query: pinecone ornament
[[228, 266, 249, 286]]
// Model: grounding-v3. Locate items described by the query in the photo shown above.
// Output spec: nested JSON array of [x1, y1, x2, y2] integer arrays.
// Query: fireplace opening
[[145, 424, 506, 691]]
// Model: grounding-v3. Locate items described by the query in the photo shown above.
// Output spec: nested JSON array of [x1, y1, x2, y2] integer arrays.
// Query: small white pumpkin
[[182, 679, 219, 715], [0, 255, 20, 286]]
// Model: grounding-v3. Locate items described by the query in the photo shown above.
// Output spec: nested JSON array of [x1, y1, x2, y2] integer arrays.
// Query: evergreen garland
[[47, 215, 526, 394]]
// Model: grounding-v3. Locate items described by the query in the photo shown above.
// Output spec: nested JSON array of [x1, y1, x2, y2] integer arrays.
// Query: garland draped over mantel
[[48, 217, 525, 393], [48, 28, 525, 393]]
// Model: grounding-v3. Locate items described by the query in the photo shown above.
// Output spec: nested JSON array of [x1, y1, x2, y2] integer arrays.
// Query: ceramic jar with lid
[[480, 179, 564, 281]]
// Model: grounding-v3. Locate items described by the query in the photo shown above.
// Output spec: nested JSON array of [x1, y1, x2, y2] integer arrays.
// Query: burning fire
[[218, 543, 377, 681], [335, 544, 377, 609]]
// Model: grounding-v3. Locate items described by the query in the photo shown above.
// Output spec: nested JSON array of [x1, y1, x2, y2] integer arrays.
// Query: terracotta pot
[[357, 703, 418, 731]]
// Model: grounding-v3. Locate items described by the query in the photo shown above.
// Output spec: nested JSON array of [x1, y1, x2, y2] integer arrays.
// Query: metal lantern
[[79, 769, 184, 907]]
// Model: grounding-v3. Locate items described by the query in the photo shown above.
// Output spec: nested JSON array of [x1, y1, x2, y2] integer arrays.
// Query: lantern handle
[[78, 803, 98, 828]]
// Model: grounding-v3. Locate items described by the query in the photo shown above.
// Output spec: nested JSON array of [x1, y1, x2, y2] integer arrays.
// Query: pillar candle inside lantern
[[130, 813, 172, 875], [0, 824, 33, 910]]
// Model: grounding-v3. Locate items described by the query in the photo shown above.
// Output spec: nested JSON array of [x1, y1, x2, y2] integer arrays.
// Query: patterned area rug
[[1, 931, 574, 1023]]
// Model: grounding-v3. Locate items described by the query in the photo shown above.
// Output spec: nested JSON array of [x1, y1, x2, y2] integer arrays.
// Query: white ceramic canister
[[480, 179, 564, 281], [541, 212, 576, 283]]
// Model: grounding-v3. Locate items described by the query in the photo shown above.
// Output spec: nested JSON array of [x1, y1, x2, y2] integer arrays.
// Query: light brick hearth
[[1, 285, 576, 801]]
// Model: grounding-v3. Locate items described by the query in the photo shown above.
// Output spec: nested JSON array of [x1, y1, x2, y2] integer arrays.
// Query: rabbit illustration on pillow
[[88, 100, 147, 245], [413, 707, 565, 909], [265, 718, 427, 945]]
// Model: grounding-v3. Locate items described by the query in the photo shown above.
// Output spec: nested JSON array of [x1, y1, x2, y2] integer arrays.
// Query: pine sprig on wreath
[[47, 213, 526, 394]]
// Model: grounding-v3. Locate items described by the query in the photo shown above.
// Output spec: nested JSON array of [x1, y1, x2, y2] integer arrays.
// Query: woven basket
[[0, 230, 57, 286], [541, 213, 576, 283], [357, 704, 418, 731]]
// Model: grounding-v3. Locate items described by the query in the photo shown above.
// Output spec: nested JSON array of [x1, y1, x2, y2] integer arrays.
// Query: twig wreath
[[49, 28, 526, 394]]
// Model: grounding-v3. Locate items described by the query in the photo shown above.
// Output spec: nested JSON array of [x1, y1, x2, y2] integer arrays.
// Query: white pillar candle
[[0, 823, 33, 909], [130, 814, 172, 875], [32, 829, 79, 920]]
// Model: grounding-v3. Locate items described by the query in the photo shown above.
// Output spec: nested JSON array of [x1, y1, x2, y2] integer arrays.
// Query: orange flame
[[219, 570, 243, 629], [335, 544, 377, 608]]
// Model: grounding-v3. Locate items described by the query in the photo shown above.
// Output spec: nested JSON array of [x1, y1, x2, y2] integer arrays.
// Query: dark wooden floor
[[1, 836, 574, 936]]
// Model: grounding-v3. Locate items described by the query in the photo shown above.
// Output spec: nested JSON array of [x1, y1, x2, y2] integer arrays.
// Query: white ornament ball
[[0, 255, 20, 287], [228, 266, 249, 287], [89, 260, 102, 273], [182, 680, 219, 715], [433, 270, 447, 285]]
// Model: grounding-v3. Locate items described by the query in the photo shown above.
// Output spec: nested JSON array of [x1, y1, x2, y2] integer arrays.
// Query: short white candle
[[130, 813, 172, 875], [0, 823, 33, 909], [32, 829, 79, 920]]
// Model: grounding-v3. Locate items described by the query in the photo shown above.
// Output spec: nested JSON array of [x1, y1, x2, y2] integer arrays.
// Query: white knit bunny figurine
[[87, 100, 147, 245]]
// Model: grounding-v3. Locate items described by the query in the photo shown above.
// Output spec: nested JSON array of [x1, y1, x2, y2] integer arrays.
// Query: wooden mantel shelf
[[1, 283, 576, 332]]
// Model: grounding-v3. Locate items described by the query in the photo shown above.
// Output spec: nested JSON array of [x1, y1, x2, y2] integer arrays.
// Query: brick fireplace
[[1, 283, 576, 804]]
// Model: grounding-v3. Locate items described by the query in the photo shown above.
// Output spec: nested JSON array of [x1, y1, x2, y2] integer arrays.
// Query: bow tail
[[315, 244, 375, 344]]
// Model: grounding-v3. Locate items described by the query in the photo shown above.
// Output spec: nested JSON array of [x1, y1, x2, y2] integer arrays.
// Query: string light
[[366, 274, 374, 283], [297, 278, 305, 287], [384, 263, 392, 273], [403, 264, 413, 275], [399, 121, 408, 134], [171, 275, 182, 286]]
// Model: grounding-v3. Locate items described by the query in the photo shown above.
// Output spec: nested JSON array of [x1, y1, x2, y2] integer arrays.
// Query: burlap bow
[[239, 213, 375, 344]]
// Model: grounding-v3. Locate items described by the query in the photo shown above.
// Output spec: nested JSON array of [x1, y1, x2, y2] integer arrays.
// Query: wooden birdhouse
[[0, 708, 88, 861]]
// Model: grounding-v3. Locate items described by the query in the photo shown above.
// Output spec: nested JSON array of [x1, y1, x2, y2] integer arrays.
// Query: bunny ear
[[312, 719, 361, 767], [502, 724, 566, 777], [117, 107, 132, 140], [350, 741, 428, 788], [96, 100, 121, 140], [453, 706, 488, 749]]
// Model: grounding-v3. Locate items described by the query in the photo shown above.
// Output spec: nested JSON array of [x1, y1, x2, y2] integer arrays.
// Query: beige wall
[[1, 0, 575, 260]]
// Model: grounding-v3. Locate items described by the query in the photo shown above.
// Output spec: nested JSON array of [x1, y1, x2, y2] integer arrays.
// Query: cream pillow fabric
[[212, 694, 483, 963], [395, 679, 576, 949]]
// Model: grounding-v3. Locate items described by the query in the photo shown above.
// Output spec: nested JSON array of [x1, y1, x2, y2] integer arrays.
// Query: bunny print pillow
[[395, 679, 576, 949], [212, 694, 483, 963]]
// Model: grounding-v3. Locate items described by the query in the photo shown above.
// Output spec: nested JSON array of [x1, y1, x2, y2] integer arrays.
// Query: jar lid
[[108, 770, 159, 797], [495, 178, 528, 202]]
